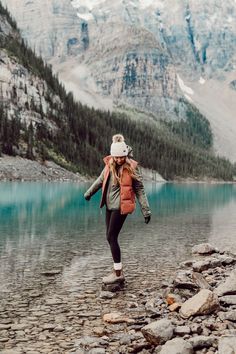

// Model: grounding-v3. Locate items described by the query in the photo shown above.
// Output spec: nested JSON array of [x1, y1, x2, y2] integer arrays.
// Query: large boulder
[[180, 289, 219, 319], [215, 269, 236, 296], [159, 338, 193, 354], [141, 319, 174, 345], [218, 336, 236, 354]]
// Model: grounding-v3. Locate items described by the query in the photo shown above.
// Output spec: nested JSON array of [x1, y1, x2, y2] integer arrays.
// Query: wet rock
[[180, 289, 220, 319], [218, 336, 236, 353], [180, 260, 193, 268], [141, 319, 174, 345], [192, 244, 218, 255], [40, 269, 62, 276], [159, 338, 193, 354], [188, 335, 217, 349], [215, 269, 236, 296]]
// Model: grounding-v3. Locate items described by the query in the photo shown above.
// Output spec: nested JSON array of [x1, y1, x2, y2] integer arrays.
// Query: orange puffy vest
[[100, 156, 138, 215]]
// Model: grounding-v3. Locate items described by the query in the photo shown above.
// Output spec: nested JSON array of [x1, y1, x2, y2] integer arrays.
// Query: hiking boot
[[102, 270, 125, 285]]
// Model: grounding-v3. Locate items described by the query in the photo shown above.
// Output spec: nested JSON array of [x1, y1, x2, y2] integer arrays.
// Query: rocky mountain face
[[0, 7, 67, 161], [2, 0, 236, 162]]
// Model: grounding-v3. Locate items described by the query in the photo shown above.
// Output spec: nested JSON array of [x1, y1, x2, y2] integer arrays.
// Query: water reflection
[[0, 182, 236, 293]]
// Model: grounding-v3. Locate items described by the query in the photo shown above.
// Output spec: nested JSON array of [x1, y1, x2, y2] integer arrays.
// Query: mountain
[[2, 0, 236, 163], [0, 1, 235, 181]]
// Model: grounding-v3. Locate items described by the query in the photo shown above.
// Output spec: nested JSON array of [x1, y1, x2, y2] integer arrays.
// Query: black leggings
[[105, 209, 127, 263]]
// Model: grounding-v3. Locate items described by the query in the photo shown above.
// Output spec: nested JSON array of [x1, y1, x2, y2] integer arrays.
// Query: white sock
[[114, 262, 122, 271]]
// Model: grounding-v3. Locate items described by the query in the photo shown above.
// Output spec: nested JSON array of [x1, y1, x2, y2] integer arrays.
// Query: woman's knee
[[107, 231, 117, 245]]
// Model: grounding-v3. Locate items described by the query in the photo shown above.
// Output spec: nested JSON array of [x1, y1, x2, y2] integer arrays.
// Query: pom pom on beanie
[[112, 134, 125, 143], [110, 134, 128, 157]]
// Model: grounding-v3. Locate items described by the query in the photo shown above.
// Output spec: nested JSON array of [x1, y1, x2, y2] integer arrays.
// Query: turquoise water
[[0, 182, 236, 293]]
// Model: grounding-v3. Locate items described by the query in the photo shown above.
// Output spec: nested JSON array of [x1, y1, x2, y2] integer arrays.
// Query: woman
[[84, 134, 151, 285]]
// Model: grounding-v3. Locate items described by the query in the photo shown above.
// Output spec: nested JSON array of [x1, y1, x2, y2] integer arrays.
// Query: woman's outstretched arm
[[84, 168, 105, 200]]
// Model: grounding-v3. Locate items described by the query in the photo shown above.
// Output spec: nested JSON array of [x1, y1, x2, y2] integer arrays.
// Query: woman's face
[[113, 156, 126, 166]]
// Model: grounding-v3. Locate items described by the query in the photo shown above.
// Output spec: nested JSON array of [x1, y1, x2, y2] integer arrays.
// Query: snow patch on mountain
[[71, 0, 106, 11], [199, 77, 206, 84], [177, 75, 194, 95]]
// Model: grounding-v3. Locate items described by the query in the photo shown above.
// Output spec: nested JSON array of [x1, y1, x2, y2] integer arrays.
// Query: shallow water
[[0, 182, 236, 294]]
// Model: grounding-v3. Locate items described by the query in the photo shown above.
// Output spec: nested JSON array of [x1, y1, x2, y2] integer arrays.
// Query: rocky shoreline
[[0, 155, 88, 182], [0, 243, 236, 353]]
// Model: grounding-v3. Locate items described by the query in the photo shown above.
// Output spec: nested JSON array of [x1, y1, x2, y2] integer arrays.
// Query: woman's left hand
[[144, 215, 151, 224]]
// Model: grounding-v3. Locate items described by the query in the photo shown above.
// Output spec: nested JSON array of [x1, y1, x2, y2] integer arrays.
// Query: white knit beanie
[[110, 134, 128, 157]]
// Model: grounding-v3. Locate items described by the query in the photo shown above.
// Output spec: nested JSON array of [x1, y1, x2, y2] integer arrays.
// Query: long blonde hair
[[109, 134, 139, 184]]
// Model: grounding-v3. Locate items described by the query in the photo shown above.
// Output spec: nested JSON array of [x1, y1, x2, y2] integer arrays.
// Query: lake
[[0, 181, 236, 295]]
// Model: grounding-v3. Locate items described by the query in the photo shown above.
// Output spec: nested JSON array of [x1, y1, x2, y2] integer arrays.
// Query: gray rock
[[190, 323, 203, 334], [159, 338, 193, 354], [219, 310, 236, 322], [192, 272, 211, 290], [220, 295, 236, 305], [180, 289, 220, 319], [0, 324, 11, 330], [192, 258, 222, 272], [218, 336, 236, 354], [215, 269, 236, 296], [88, 349, 106, 354], [192, 243, 218, 255], [173, 271, 198, 290], [188, 335, 217, 349], [174, 326, 191, 336], [0, 351, 23, 354], [11, 323, 30, 330], [141, 319, 174, 345], [99, 291, 116, 299], [119, 334, 132, 345], [217, 254, 236, 265]]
